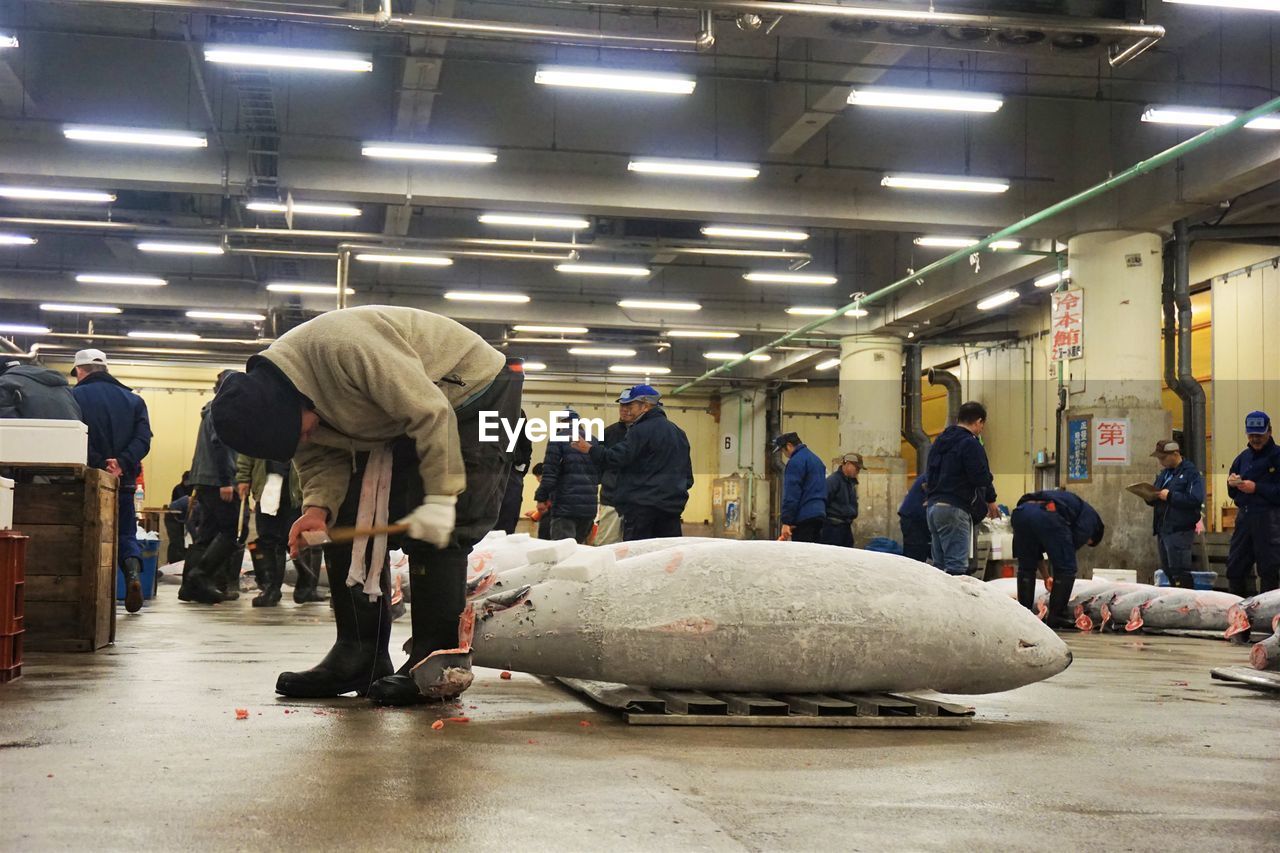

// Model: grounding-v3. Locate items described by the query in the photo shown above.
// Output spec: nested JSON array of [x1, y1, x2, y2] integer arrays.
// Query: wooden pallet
[[1210, 666, 1280, 693], [552, 678, 975, 728]]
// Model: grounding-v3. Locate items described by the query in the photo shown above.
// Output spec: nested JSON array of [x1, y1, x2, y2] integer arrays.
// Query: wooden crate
[[11, 469, 117, 652]]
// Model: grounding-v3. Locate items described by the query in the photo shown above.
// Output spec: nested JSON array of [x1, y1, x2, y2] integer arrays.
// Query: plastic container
[[0, 630, 22, 669], [1191, 571, 1216, 591], [0, 531, 26, 636], [0, 475, 12, 530], [0, 418, 88, 465], [1093, 568, 1138, 583], [116, 543, 159, 602]]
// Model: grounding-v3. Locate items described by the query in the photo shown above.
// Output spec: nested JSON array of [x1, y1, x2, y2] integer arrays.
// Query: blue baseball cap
[[617, 384, 661, 404], [1245, 410, 1271, 435]]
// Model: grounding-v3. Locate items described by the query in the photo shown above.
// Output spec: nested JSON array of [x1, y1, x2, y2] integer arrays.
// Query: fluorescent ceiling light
[[666, 330, 739, 339], [815, 358, 841, 371], [701, 225, 809, 242], [40, 303, 121, 314], [0, 186, 115, 203], [479, 212, 591, 230], [1140, 104, 1280, 131], [882, 173, 1010, 193], [137, 241, 225, 255], [443, 291, 530, 303], [0, 234, 37, 246], [744, 271, 838, 285], [512, 325, 588, 334], [556, 263, 650, 277], [535, 65, 696, 95], [204, 44, 373, 73], [977, 290, 1021, 310], [848, 87, 1003, 113], [128, 330, 201, 341], [1163, 0, 1280, 11], [354, 253, 453, 266], [786, 306, 836, 316], [617, 298, 701, 312], [0, 323, 50, 335], [0, 34, 18, 49], [608, 365, 672, 375], [703, 351, 745, 360], [77, 273, 167, 286], [522, 361, 547, 371], [1034, 269, 1071, 288], [569, 347, 637, 357], [186, 310, 266, 322], [914, 236, 1021, 250], [628, 158, 759, 180], [675, 247, 810, 259], [453, 250, 574, 262], [64, 125, 207, 148], [246, 199, 362, 217], [507, 337, 593, 345], [750, 354, 772, 362], [362, 143, 497, 164], [266, 282, 354, 295]]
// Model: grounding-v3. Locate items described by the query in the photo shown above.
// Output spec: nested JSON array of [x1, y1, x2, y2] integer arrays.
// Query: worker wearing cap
[[1147, 439, 1204, 589], [573, 385, 692, 540], [1225, 411, 1280, 596], [772, 432, 826, 543], [210, 306, 523, 706], [821, 453, 862, 547], [1011, 489, 1105, 628], [69, 349, 152, 614]]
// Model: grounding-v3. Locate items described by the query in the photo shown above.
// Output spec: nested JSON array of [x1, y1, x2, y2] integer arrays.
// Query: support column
[[838, 335, 908, 545], [1064, 230, 1169, 579]]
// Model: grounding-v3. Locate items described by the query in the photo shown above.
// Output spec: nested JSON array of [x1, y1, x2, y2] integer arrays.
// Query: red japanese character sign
[[1093, 418, 1130, 465], [1051, 288, 1084, 361]]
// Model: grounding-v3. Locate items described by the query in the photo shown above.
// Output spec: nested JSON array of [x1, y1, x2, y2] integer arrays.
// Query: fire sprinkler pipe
[[672, 93, 1280, 395]]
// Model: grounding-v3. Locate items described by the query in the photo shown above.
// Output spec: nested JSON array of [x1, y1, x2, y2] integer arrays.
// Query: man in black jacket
[[0, 359, 82, 419], [1011, 489, 1105, 629], [820, 453, 861, 547], [494, 410, 533, 534], [574, 385, 692, 541], [1147, 439, 1204, 589], [1224, 411, 1280, 596], [178, 370, 242, 605], [924, 400, 998, 575], [535, 409, 600, 543], [594, 417, 630, 545]]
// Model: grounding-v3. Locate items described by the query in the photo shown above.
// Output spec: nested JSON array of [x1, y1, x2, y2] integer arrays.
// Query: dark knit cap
[[210, 357, 304, 462]]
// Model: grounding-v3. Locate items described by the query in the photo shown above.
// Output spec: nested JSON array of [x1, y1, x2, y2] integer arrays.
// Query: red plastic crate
[[0, 630, 21, 670], [0, 532, 27, 636], [0, 662, 20, 683]]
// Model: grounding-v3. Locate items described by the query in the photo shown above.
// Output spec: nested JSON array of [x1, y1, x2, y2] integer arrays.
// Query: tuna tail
[[1101, 604, 1112, 631], [1125, 605, 1145, 633], [1273, 614, 1280, 634], [1036, 600, 1048, 621], [1224, 604, 1252, 640], [1073, 604, 1094, 632]]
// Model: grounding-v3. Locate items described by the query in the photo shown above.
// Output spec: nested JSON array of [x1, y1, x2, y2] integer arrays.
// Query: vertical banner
[[1051, 289, 1085, 361], [1093, 418, 1131, 466], [1067, 415, 1092, 483]]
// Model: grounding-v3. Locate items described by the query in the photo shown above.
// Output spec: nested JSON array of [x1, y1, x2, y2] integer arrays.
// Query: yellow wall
[[780, 385, 841, 471]]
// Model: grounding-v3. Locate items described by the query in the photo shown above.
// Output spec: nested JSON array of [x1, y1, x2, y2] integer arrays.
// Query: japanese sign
[[1093, 418, 1131, 466], [1067, 416, 1091, 483], [1051, 288, 1084, 361]]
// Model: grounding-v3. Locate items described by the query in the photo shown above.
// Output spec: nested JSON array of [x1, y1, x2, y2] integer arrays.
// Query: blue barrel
[[116, 543, 159, 602]]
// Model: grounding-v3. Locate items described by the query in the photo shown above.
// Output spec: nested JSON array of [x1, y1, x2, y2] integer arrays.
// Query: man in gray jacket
[[211, 306, 523, 706], [0, 359, 82, 419]]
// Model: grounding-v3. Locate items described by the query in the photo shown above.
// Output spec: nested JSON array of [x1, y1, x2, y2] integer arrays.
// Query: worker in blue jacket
[[1147, 438, 1204, 589], [820, 452, 861, 547], [772, 432, 826, 543], [535, 409, 600, 544], [1011, 489, 1106, 629], [898, 474, 931, 562], [1225, 411, 1280, 596], [69, 349, 152, 614], [925, 401, 998, 575]]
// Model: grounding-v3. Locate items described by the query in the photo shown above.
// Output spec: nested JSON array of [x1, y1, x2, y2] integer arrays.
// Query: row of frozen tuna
[[459, 532, 1075, 695]]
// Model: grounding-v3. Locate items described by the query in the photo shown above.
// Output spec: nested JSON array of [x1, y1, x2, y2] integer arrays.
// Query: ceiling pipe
[[46, 0, 704, 49], [903, 344, 930, 475], [926, 367, 961, 427]]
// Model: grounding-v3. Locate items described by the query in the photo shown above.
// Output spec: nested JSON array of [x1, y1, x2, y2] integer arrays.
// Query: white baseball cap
[[72, 348, 108, 369]]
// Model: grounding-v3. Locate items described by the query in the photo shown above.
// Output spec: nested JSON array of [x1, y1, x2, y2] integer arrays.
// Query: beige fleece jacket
[[258, 305, 506, 520]]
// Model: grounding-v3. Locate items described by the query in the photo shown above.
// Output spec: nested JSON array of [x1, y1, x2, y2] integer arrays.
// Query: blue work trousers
[[1011, 502, 1077, 581]]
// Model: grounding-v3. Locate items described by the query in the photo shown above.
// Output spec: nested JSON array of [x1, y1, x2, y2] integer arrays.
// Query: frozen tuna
[[1252, 633, 1280, 671], [470, 539, 1072, 695], [1101, 587, 1167, 632], [1127, 589, 1242, 632], [1225, 589, 1280, 641]]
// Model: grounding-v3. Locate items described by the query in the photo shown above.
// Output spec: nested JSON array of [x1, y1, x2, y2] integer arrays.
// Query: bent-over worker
[[1011, 489, 1105, 630]]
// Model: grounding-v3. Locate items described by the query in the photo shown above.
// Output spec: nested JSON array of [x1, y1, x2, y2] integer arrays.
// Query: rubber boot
[[221, 542, 244, 601], [122, 556, 145, 613], [1016, 575, 1037, 612], [275, 557, 393, 698], [177, 542, 223, 604], [293, 549, 327, 603], [1045, 575, 1077, 630], [250, 544, 280, 608], [368, 550, 472, 706]]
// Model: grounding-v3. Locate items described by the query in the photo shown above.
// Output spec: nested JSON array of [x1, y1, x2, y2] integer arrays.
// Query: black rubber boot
[[122, 556, 145, 613], [250, 544, 280, 608], [275, 558, 393, 698], [1016, 576, 1037, 612], [368, 550, 472, 707], [292, 549, 327, 603], [221, 542, 244, 601], [1045, 575, 1077, 630], [177, 542, 223, 605]]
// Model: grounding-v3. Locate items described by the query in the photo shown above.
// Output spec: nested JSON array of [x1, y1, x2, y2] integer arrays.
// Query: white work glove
[[397, 495, 457, 549]]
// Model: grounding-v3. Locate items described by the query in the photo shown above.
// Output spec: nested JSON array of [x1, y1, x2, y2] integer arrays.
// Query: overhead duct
[[903, 344, 930, 474], [1160, 243, 1187, 425], [927, 367, 961, 427], [1173, 219, 1207, 472]]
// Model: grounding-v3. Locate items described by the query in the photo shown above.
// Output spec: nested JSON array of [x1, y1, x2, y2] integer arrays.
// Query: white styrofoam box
[[0, 476, 12, 530], [1092, 568, 1137, 583], [0, 418, 88, 465]]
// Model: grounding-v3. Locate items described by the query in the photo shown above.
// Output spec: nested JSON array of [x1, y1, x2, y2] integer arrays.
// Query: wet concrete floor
[[2, 585, 1278, 851]]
